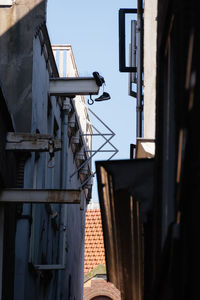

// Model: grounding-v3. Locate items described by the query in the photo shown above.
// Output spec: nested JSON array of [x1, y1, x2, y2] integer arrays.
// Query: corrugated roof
[[84, 208, 105, 274]]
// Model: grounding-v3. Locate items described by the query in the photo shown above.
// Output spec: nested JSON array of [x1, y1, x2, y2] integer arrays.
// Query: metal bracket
[[0, 189, 81, 204], [129, 20, 137, 97], [49, 77, 101, 96], [119, 9, 138, 72], [62, 98, 72, 112], [0, 0, 13, 6], [5, 132, 61, 152]]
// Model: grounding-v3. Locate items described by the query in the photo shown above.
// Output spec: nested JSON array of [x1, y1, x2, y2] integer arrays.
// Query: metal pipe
[[130, 144, 136, 159], [61, 98, 71, 188], [136, 0, 143, 138], [57, 97, 71, 300]]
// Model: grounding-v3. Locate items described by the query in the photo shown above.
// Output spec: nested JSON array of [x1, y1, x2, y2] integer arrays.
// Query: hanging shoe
[[93, 71, 105, 86], [95, 92, 111, 102]]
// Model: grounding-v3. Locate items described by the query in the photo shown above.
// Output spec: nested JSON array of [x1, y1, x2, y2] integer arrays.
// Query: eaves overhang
[[96, 159, 154, 300]]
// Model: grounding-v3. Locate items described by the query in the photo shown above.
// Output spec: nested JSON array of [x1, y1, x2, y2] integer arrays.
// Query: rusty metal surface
[[5, 132, 61, 152], [0, 189, 81, 203]]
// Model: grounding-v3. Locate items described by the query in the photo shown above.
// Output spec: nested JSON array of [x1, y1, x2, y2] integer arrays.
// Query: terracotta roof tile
[[84, 208, 106, 274]]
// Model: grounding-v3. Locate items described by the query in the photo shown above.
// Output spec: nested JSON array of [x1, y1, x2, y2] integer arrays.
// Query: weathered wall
[[0, 0, 46, 132], [0, 3, 88, 297], [12, 32, 86, 300], [143, 0, 157, 139], [62, 205, 86, 300], [32, 35, 49, 133], [13, 32, 60, 300]]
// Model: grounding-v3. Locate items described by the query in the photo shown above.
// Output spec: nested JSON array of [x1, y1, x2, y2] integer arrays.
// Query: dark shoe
[[93, 71, 105, 86], [95, 92, 111, 102]]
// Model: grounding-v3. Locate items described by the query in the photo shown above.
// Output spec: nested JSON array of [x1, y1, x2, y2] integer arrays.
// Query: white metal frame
[[70, 107, 118, 187]]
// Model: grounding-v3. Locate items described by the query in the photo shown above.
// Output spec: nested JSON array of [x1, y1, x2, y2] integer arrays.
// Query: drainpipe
[[61, 98, 71, 188], [136, 0, 143, 138], [57, 97, 71, 300]]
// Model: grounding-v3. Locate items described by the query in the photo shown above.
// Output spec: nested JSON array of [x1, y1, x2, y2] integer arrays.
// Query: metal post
[[131, 20, 137, 84], [129, 20, 137, 98], [136, 0, 143, 138]]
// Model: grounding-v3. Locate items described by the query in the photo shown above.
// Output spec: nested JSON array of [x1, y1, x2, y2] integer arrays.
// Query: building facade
[[0, 1, 94, 299], [97, 1, 200, 300]]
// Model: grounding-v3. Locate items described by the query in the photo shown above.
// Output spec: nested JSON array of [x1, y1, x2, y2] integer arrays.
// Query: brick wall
[[84, 278, 121, 300]]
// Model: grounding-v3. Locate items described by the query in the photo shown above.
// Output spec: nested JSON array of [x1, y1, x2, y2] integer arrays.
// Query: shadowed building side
[[0, 0, 47, 132]]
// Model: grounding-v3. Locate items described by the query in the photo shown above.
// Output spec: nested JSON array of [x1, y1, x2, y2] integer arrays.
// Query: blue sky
[[47, 0, 137, 201]]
